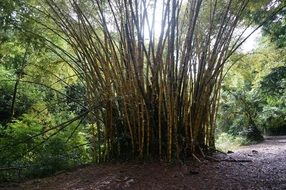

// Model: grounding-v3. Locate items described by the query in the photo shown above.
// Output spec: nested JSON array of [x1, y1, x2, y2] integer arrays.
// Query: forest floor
[[1, 136, 286, 190]]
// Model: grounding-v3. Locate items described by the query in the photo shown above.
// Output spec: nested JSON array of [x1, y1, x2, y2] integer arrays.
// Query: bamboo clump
[[37, 0, 251, 161]]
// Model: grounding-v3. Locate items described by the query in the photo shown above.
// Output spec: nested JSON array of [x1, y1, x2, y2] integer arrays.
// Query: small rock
[[252, 150, 258, 154], [124, 179, 135, 187]]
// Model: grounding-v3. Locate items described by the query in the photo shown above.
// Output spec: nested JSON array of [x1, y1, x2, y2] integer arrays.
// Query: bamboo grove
[[29, 0, 274, 161]]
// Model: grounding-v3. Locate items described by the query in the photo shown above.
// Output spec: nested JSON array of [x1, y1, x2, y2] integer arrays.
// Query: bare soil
[[1, 136, 286, 190]]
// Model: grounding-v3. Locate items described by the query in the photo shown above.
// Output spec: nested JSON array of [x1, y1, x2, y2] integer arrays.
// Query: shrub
[[216, 133, 248, 152]]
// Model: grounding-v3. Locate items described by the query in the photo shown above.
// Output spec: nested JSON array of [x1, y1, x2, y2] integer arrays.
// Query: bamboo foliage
[[36, 0, 254, 161]]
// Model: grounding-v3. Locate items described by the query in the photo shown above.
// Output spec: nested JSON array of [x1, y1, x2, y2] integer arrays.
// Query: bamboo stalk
[[37, 0, 261, 162]]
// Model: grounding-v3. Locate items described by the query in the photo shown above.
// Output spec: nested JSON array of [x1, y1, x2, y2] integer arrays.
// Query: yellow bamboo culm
[[44, 0, 252, 161]]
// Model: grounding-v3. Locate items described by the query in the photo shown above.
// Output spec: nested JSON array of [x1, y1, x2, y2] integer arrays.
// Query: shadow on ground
[[1, 136, 286, 190]]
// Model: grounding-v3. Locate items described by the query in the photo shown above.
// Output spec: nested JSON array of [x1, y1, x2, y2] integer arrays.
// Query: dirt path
[[221, 135, 286, 190], [2, 136, 286, 190]]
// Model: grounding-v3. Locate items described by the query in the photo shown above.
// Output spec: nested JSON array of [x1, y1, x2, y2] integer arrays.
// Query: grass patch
[[215, 133, 248, 152]]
